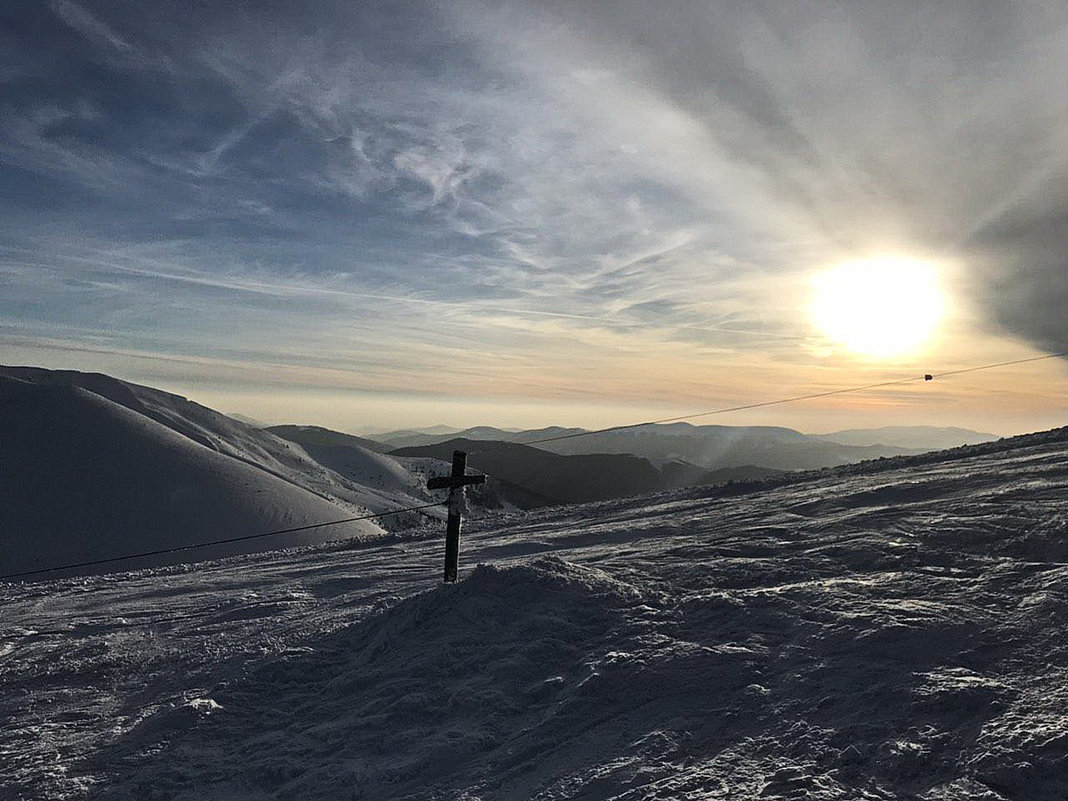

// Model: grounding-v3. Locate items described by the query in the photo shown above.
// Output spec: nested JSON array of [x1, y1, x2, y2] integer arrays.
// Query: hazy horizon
[[4, 357, 1061, 439]]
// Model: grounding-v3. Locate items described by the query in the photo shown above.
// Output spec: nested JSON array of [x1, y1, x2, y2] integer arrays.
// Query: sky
[[2, 0, 1066, 436]]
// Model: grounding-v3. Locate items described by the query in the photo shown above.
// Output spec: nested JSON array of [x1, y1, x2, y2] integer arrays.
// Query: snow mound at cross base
[[457, 555, 645, 605], [92, 557, 665, 799]]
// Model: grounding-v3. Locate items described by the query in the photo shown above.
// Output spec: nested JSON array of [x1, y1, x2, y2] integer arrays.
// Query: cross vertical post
[[443, 450, 466, 583], [426, 449, 485, 583]]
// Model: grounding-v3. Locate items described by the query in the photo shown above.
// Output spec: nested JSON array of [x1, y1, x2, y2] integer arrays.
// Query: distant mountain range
[[389, 438, 784, 506], [358, 424, 463, 438], [373, 423, 997, 470], [266, 424, 391, 455], [272, 421, 999, 511], [810, 426, 996, 450]]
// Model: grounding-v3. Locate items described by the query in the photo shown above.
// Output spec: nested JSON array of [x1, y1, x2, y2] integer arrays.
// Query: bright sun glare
[[810, 257, 946, 359]]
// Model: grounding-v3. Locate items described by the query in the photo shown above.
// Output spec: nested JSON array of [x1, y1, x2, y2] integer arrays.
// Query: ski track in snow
[[2, 431, 1068, 799]]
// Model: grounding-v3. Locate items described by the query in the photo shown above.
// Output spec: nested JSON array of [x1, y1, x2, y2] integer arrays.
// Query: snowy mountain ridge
[[0, 366, 451, 577], [0, 365, 438, 519]]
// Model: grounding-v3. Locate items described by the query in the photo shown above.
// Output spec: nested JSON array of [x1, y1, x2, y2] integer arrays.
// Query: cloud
[[967, 169, 1068, 351], [468, 0, 1068, 355], [2, 0, 1066, 428], [50, 0, 138, 60]]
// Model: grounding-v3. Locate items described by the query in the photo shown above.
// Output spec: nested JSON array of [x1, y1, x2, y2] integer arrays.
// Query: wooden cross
[[427, 450, 486, 583]]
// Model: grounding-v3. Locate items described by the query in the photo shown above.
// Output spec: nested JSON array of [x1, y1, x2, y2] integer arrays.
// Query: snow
[[0, 368, 461, 577], [1, 427, 1067, 799], [1, 367, 450, 542], [0, 375, 385, 576]]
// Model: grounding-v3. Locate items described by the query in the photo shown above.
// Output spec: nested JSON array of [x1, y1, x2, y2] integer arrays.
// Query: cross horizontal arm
[[427, 474, 487, 490]]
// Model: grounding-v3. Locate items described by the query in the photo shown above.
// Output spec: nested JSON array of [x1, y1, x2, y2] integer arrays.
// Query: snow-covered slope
[[2, 427, 1067, 799], [266, 425, 432, 495], [0, 367, 448, 568], [0, 367, 445, 534], [0, 374, 384, 576]]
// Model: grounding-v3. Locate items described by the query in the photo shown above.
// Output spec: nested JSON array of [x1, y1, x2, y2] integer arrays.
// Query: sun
[[810, 256, 946, 359]]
